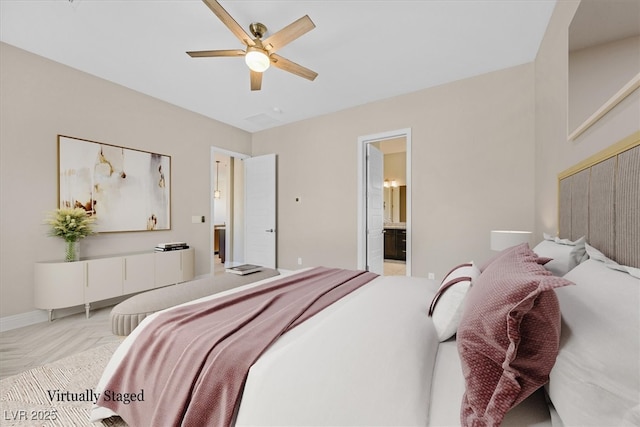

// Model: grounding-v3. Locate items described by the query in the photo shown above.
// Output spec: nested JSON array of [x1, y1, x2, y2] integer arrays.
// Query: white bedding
[[547, 259, 640, 426], [236, 275, 438, 426], [91, 270, 555, 426], [91, 272, 440, 425]]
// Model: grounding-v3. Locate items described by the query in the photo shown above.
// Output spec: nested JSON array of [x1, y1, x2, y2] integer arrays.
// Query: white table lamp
[[490, 230, 532, 251]]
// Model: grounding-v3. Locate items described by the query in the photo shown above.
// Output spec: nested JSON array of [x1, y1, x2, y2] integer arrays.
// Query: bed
[[91, 133, 639, 426]]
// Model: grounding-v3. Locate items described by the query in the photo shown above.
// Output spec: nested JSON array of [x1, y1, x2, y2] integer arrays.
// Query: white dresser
[[35, 248, 194, 321]]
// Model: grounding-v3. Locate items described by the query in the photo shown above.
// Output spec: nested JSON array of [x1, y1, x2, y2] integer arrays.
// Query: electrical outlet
[[297, 257, 303, 265], [428, 272, 435, 280], [191, 215, 205, 223]]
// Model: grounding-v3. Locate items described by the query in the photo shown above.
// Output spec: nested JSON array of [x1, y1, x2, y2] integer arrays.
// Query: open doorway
[[210, 147, 249, 275], [210, 148, 278, 274], [357, 129, 412, 276], [378, 138, 408, 276]]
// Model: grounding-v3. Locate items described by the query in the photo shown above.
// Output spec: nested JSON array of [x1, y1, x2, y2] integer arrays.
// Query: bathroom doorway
[[357, 128, 412, 276]]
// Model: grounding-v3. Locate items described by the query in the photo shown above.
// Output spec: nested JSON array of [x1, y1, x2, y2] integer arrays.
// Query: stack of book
[[155, 242, 189, 252], [225, 264, 262, 275]]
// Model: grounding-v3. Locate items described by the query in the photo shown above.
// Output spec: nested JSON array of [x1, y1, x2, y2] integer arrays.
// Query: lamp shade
[[490, 230, 531, 251]]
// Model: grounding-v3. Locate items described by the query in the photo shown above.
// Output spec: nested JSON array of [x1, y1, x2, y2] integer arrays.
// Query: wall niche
[[568, 0, 640, 140]]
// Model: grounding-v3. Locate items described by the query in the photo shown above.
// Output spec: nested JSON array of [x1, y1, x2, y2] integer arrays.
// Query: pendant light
[[214, 160, 221, 199]]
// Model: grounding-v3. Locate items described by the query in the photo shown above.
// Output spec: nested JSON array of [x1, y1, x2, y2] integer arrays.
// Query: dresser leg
[[85, 303, 91, 319], [48, 309, 54, 322]]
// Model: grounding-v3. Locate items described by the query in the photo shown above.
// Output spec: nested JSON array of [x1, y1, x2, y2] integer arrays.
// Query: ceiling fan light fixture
[[245, 47, 270, 72], [187, 1, 317, 90]]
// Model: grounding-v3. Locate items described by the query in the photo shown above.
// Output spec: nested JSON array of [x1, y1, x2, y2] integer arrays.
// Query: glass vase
[[65, 240, 80, 262]]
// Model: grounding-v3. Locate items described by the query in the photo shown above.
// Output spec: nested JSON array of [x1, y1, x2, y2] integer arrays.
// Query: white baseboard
[[0, 310, 48, 333]]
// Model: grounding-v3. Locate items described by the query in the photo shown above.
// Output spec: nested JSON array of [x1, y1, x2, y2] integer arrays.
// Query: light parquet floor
[[0, 306, 121, 380]]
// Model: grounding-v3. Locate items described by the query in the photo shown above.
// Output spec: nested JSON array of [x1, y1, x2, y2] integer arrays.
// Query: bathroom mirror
[[378, 138, 407, 224], [384, 185, 406, 223]]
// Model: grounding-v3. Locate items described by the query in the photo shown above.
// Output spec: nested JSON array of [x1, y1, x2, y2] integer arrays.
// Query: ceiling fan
[[187, 0, 318, 91]]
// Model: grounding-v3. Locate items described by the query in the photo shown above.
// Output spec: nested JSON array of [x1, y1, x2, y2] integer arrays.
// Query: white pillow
[[585, 243, 640, 278], [428, 262, 480, 342], [547, 259, 639, 426], [533, 236, 587, 276]]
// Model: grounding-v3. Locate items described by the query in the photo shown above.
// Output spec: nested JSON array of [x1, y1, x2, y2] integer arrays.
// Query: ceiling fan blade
[[270, 54, 318, 81], [202, 0, 255, 46], [262, 15, 315, 53], [250, 70, 263, 91], [187, 49, 245, 58]]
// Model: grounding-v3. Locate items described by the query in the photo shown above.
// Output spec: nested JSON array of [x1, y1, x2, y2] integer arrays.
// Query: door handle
[[265, 229, 275, 233]]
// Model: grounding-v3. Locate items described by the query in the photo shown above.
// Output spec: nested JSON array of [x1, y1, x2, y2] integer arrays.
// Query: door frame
[[357, 128, 412, 276], [210, 146, 250, 275]]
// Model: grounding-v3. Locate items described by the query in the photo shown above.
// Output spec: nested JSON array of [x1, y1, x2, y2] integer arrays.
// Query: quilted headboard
[[558, 131, 640, 268]]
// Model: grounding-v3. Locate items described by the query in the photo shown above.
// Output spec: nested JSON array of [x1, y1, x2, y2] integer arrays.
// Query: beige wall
[[534, 1, 640, 239], [252, 63, 536, 279], [0, 43, 252, 318], [569, 35, 640, 133]]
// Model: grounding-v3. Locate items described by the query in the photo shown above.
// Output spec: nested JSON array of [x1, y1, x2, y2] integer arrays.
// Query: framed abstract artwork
[[57, 135, 171, 232]]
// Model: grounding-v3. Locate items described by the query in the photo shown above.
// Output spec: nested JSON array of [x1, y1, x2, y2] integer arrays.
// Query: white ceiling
[[1, 0, 558, 133]]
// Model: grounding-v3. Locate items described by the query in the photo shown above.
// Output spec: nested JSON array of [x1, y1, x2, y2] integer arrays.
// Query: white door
[[244, 154, 277, 268], [367, 145, 384, 274]]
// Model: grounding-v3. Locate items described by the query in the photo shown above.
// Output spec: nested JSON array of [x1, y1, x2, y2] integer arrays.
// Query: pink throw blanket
[[96, 267, 378, 426]]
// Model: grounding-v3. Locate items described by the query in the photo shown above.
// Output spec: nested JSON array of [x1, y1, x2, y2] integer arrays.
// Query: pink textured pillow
[[457, 243, 573, 426], [478, 244, 520, 272]]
